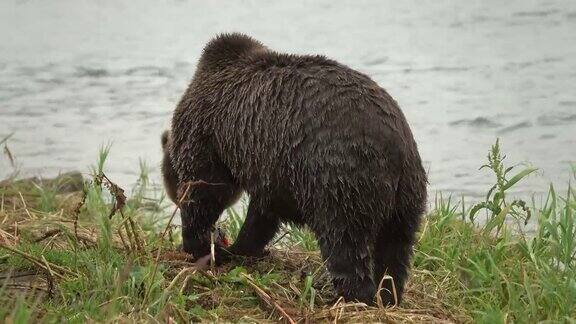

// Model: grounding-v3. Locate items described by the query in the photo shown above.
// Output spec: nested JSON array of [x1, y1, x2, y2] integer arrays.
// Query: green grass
[[0, 141, 574, 323]]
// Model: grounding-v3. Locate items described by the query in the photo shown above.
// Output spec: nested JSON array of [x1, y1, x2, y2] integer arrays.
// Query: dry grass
[[0, 172, 469, 323], [0, 141, 574, 322]]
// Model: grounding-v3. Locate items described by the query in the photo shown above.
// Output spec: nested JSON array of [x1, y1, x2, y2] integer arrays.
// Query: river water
[[1, 0, 575, 203]]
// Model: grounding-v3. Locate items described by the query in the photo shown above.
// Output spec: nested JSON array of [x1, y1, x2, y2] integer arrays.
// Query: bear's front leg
[[177, 174, 240, 259], [180, 202, 222, 258], [227, 196, 280, 258]]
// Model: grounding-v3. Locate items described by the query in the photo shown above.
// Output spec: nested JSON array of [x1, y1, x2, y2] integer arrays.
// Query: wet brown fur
[[162, 33, 427, 305], [161, 130, 179, 204]]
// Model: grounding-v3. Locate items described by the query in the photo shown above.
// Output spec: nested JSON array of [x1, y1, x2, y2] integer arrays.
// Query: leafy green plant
[[469, 139, 537, 234]]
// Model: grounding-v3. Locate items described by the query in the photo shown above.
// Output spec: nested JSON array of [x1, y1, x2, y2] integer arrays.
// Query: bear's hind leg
[[312, 219, 377, 305], [373, 174, 426, 306], [372, 226, 413, 306]]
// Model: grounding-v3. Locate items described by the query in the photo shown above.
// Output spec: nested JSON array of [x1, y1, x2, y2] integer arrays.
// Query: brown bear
[[162, 33, 427, 305]]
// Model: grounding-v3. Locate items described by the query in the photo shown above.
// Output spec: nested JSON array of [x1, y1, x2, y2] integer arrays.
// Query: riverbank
[[3, 0, 576, 199], [0, 143, 574, 322]]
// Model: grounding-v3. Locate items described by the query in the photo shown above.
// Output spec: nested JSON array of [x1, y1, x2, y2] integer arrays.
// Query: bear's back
[[202, 52, 413, 192]]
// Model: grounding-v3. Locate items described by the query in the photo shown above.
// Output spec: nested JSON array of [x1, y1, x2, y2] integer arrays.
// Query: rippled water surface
[[1, 0, 575, 201]]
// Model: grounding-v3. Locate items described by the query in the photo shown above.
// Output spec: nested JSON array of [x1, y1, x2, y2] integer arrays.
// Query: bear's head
[[161, 130, 179, 204]]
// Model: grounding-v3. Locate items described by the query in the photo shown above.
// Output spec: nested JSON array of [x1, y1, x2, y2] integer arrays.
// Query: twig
[[142, 181, 193, 308], [241, 273, 296, 324], [98, 296, 128, 308], [169, 302, 188, 323], [0, 243, 78, 279], [376, 274, 397, 309], [3, 144, 15, 168], [117, 228, 131, 252], [158, 182, 192, 241], [0, 132, 14, 145], [18, 192, 32, 219], [142, 179, 226, 308], [271, 230, 290, 246], [120, 218, 135, 251], [73, 188, 87, 242], [122, 210, 144, 252], [158, 179, 224, 242], [41, 255, 57, 297], [33, 229, 62, 243], [196, 268, 218, 283], [117, 215, 136, 252], [0, 228, 17, 245], [1, 132, 15, 167], [166, 267, 196, 293]]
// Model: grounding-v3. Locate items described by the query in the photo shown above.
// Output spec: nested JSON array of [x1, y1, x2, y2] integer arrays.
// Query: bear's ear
[[161, 130, 171, 149]]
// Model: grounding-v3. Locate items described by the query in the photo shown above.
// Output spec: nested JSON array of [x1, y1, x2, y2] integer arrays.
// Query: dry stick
[[116, 211, 143, 252], [170, 302, 188, 324], [158, 180, 225, 242], [13, 221, 18, 241], [116, 214, 136, 250], [241, 273, 297, 324], [33, 229, 62, 243], [0, 243, 77, 279], [129, 215, 144, 251], [141, 180, 226, 308], [132, 217, 148, 245], [72, 189, 87, 242], [0, 228, 17, 245], [196, 268, 218, 284], [41, 255, 57, 297], [122, 210, 144, 252], [0, 132, 14, 145], [333, 304, 343, 324], [1, 193, 6, 220], [116, 213, 140, 253], [98, 296, 128, 308], [158, 182, 191, 241], [141, 181, 193, 308], [326, 297, 344, 324], [165, 267, 197, 293], [167, 223, 174, 246], [40, 232, 60, 254], [18, 192, 33, 219], [121, 220, 136, 252], [328, 301, 370, 311], [117, 229, 131, 253], [179, 275, 194, 295], [7, 283, 49, 294], [375, 274, 397, 309], [271, 230, 290, 246], [3, 143, 15, 168]]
